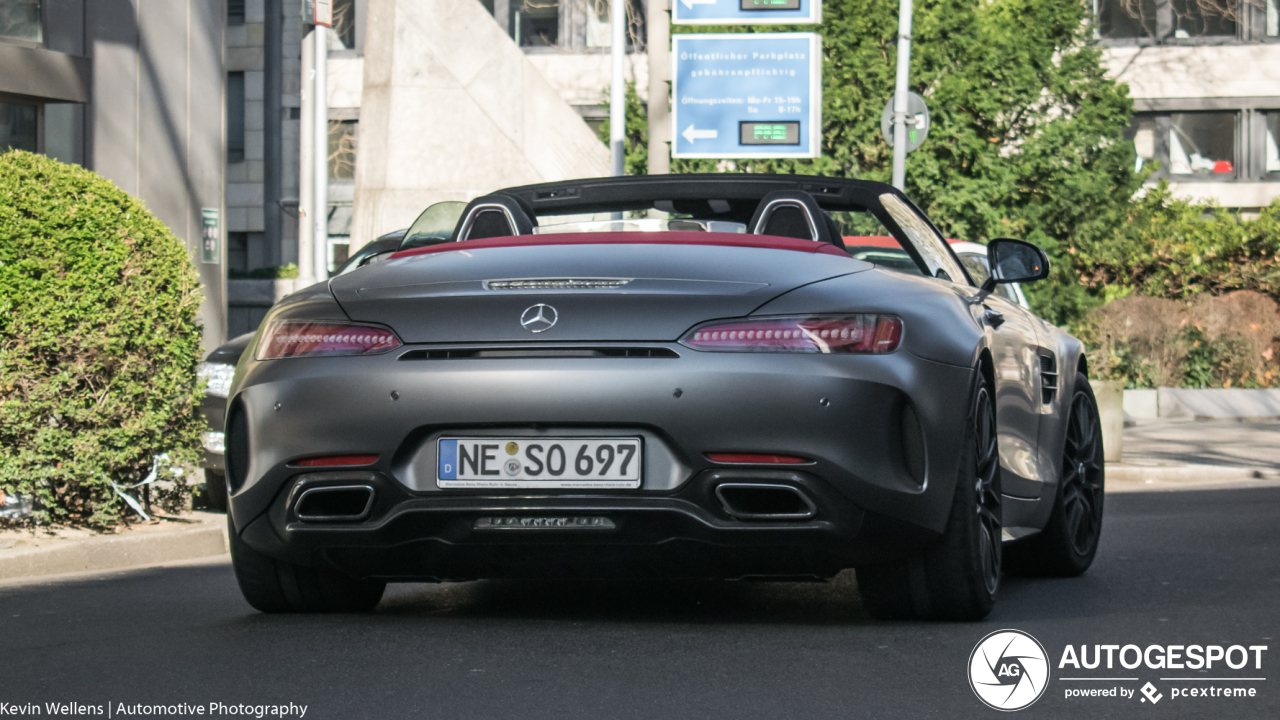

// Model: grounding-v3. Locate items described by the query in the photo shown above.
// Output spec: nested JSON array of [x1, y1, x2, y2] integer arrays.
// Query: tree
[[651, 0, 1142, 324]]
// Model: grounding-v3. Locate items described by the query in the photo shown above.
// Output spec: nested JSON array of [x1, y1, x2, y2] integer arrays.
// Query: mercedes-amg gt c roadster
[[223, 174, 1105, 619]]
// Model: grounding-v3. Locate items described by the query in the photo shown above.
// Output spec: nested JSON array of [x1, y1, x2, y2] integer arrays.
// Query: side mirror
[[987, 238, 1050, 284]]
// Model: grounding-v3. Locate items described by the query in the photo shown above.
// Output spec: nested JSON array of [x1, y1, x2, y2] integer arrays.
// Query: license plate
[[437, 437, 642, 489]]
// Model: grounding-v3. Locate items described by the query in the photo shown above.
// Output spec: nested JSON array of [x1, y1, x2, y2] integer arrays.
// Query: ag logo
[[969, 629, 1050, 711]]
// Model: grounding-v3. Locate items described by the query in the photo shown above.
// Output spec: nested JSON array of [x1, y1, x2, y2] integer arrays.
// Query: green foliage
[[1179, 326, 1264, 389], [0, 151, 205, 527], [597, 81, 649, 176], [228, 262, 299, 280], [1071, 183, 1280, 302]]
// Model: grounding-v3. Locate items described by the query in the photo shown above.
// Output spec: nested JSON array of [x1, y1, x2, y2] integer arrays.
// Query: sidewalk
[[1108, 419, 1280, 492], [0, 511, 227, 584]]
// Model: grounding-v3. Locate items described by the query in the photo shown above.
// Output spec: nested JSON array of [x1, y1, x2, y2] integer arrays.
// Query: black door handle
[[984, 308, 1005, 328]]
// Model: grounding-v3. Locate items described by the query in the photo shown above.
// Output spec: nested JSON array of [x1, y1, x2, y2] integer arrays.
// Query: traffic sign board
[[673, 0, 821, 25], [671, 33, 822, 159], [880, 92, 930, 152]]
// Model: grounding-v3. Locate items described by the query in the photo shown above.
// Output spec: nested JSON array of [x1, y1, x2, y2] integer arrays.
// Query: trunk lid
[[328, 234, 869, 343]]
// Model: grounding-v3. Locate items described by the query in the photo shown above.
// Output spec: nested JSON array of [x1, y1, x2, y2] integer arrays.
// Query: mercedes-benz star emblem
[[520, 304, 558, 333]]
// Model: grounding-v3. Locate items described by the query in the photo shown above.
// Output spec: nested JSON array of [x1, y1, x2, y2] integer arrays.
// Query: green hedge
[[0, 151, 205, 527], [1070, 182, 1280, 303]]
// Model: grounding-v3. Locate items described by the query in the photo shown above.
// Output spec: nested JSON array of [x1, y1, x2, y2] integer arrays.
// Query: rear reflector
[[681, 315, 903, 354], [294, 454, 379, 467], [256, 320, 402, 360], [705, 452, 810, 464]]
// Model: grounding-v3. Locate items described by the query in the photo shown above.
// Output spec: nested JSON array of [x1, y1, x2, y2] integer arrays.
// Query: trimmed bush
[[0, 151, 205, 527], [1072, 183, 1280, 303]]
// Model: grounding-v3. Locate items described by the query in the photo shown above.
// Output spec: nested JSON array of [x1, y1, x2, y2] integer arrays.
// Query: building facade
[[0, 0, 228, 350], [1099, 0, 1280, 211]]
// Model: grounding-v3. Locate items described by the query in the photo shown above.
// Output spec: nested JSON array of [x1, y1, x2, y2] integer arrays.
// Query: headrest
[[452, 194, 537, 241], [748, 190, 843, 249]]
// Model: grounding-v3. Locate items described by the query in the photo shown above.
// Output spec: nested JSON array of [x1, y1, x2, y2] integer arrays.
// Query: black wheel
[[203, 469, 228, 512], [857, 368, 1002, 621], [1006, 372, 1104, 576], [227, 514, 386, 613]]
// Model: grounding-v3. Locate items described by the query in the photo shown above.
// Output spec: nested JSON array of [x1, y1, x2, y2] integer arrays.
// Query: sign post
[[890, 0, 914, 190], [671, 33, 821, 159]]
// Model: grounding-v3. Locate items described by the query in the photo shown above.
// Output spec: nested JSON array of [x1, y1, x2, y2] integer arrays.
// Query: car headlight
[[680, 314, 903, 354], [196, 362, 236, 397]]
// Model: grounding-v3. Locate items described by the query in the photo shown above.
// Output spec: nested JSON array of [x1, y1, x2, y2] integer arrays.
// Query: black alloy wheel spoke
[[974, 387, 1001, 591], [1060, 389, 1103, 556]]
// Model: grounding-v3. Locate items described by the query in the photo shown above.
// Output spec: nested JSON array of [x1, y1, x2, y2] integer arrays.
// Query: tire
[[227, 514, 386, 613], [203, 469, 228, 512], [1005, 372, 1104, 577], [856, 367, 1002, 621]]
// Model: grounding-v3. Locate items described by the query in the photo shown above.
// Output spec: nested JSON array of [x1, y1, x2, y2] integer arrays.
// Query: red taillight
[[293, 454, 379, 467], [706, 452, 810, 464], [256, 320, 401, 360], [681, 315, 903, 354]]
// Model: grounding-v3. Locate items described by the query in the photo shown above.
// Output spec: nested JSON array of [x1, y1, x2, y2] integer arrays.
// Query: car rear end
[[226, 235, 976, 583]]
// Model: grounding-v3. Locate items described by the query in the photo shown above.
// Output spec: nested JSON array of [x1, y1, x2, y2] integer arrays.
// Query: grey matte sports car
[[223, 174, 1105, 619]]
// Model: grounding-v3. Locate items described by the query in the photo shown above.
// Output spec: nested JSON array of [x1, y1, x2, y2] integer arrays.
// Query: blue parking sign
[[671, 34, 822, 159], [672, 0, 822, 25]]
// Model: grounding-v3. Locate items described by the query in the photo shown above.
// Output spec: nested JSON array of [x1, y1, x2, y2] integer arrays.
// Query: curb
[[1107, 463, 1280, 493], [0, 515, 228, 584]]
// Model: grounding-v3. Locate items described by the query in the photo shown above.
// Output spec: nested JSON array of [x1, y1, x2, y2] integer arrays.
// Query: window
[[1265, 112, 1280, 174], [227, 72, 245, 163], [1095, 0, 1268, 42], [1098, 0, 1157, 39], [879, 194, 969, 284], [1170, 0, 1236, 38], [516, 0, 559, 47], [328, 119, 357, 180], [228, 232, 249, 273], [510, 0, 645, 49], [331, 0, 356, 50], [1123, 110, 1280, 180], [1169, 112, 1236, 176], [1125, 115, 1158, 173], [0, 101, 37, 152], [228, 0, 245, 26], [0, 0, 41, 43]]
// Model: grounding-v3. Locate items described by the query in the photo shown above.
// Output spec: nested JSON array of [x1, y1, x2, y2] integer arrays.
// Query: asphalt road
[[2, 487, 1277, 720]]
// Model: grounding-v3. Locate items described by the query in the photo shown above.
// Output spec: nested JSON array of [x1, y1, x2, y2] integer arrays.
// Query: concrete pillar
[[1093, 380, 1124, 463], [351, 0, 610, 246]]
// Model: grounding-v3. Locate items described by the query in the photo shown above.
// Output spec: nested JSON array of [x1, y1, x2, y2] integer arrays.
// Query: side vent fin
[[1039, 351, 1058, 405]]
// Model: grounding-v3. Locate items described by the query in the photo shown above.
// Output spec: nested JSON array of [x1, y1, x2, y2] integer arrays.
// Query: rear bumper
[[239, 468, 939, 580], [227, 343, 974, 578]]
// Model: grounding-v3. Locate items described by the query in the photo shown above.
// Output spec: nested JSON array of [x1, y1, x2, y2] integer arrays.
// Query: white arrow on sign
[[679, 0, 715, 8], [682, 124, 718, 143]]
